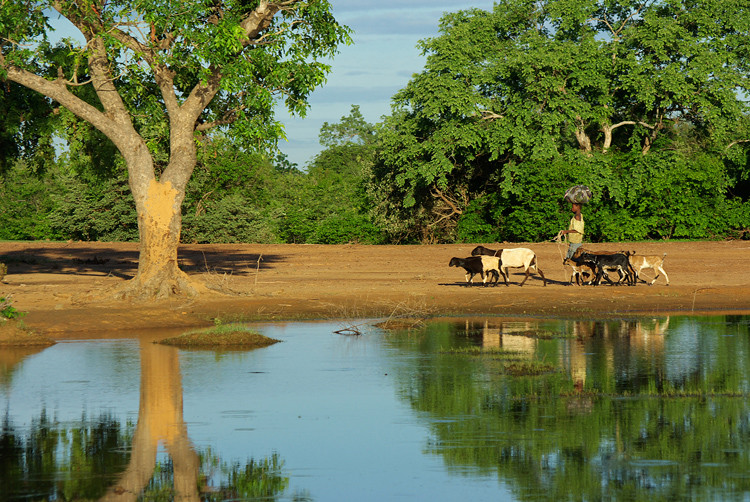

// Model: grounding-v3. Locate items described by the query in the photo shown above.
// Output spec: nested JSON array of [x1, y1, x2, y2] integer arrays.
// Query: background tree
[[0, 0, 350, 297], [0, 81, 56, 173], [374, 0, 750, 243], [280, 104, 382, 244], [181, 134, 285, 244]]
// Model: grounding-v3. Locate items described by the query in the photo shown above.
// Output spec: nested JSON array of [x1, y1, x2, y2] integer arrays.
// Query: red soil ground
[[0, 240, 748, 338]]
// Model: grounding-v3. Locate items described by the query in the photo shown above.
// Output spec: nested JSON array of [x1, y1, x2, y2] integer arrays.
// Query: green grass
[[440, 346, 519, 356], [502, 360, 557, 376], [440, 346, 559, 376], [157, 324, 281, 349]]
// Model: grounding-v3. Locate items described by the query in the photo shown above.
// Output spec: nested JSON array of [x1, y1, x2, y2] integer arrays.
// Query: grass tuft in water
[[157, 324, 280, 349], [440, 346, 520, 356], [502, 361, 558, 376], [0, 320, 55, 346], [440, 347, 559, 376]]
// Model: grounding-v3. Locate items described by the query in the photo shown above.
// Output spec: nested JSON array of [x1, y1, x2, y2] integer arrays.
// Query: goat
[[563, 257, 596, 285], [471, 246, 546, 286], [566, 248, 630, 285], [448, 256, 504, 286], [569, 249, 635, 285], [629, 253, 669, 285]]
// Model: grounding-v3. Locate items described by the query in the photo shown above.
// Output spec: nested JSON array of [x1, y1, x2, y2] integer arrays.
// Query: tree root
[[113, 269, 209, 301]]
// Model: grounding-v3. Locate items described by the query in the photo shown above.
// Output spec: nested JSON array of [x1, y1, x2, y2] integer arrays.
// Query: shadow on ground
[[0, 246, 285, 279]]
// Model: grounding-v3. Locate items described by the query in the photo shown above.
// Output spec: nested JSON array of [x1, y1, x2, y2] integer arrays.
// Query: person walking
[[561, 202, 584, 259]]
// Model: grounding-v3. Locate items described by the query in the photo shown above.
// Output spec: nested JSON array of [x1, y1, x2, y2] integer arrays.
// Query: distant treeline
[[2, 107, 747, 244]]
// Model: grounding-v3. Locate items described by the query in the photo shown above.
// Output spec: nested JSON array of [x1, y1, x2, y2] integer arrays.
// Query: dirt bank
[[0, 240, 748, 338]]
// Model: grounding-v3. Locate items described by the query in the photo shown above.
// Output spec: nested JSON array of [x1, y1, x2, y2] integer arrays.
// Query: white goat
[[473, 247, 546, 287], [629, 253, 669, 285]]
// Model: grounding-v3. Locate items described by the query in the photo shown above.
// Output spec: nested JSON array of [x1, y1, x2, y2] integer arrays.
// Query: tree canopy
[[374, 0, 750, 242], [2, 0, 749, 250], [1, 0, 351, 297]]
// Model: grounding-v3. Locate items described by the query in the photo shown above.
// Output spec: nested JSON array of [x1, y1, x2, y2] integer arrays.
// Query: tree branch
[[181, 0, 295, 121], [1, 50, 119, 140], [195, 104, 245, 132], [606, 120, 658, 131], [430, 187, 464, 217], [480, 110, 504, 120], [726, 139, 750, 150]]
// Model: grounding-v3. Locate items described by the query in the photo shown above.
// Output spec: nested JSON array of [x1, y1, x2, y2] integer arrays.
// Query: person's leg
[[566, 242, 582, 260]]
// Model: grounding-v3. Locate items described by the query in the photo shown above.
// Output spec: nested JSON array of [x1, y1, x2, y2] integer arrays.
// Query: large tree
[[0, 0, 350, 297], [375, 0, 750, 242]]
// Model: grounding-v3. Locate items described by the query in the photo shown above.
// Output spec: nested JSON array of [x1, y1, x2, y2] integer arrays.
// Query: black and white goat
[[470, 246, 546, 286], [568, 249, 635, 285], [564, 248, 627, 285], [449, 256, 504, 286]]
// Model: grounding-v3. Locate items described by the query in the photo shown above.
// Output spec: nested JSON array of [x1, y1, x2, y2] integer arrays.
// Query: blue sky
[[277, 1, 496, 168], [48, 1, 496, 167]]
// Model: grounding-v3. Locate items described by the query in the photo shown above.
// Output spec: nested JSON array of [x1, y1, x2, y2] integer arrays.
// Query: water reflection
[[0, 346, 48, 390], [1, 340, 289, 501], [387, 315, 750, 500], [101, 340, 200, 501], [2, 315, 750, 500]]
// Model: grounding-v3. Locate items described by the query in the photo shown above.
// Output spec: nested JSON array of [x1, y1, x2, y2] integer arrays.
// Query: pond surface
[[2, 315, 750, 501]]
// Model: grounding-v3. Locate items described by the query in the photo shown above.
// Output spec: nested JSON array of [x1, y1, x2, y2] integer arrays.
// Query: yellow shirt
[[568, 215, 584, 244]]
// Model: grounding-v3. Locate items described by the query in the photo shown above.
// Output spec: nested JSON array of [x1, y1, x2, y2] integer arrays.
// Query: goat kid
[[629, 253, 669, 285], [566, 248, 630, 285], [471, 246, 546, 286], [563, 257, 595, 285]]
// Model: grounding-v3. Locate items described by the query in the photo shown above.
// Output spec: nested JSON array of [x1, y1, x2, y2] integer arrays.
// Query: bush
[[311, 213, 384, 244], [0, 161, 58, 240], [47, 168, 138, 241], [182, 194, 281, 244], [1, 297, 24, 320], [456, 195, 502, 243]]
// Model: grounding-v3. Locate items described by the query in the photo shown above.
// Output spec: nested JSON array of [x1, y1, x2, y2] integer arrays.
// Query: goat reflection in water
[[468, 317, 670, 389]]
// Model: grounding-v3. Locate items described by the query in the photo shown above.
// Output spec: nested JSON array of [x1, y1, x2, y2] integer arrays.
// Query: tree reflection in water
[[4, 315, 749, 500], [388, 315, 750, 500], [0, 340, 290, 501]]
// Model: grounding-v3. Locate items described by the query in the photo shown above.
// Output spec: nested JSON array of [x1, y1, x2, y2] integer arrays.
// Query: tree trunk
[[602, 125, 613, 153], [101, 341, 200, 501], [119, 138, 203, 299], [574, 118, 592, 154], [129, 179, 197, 298]]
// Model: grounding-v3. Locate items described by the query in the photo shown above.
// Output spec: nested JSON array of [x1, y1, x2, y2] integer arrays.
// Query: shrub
[[1, 297, 24, 320]]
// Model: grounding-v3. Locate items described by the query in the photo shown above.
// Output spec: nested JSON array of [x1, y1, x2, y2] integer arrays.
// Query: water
[[2, 315, 750, 500]]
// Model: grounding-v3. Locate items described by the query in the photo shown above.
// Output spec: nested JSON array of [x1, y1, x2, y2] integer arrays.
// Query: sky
[[276, 1, 497, 168], [47, 1, 497, 168]]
